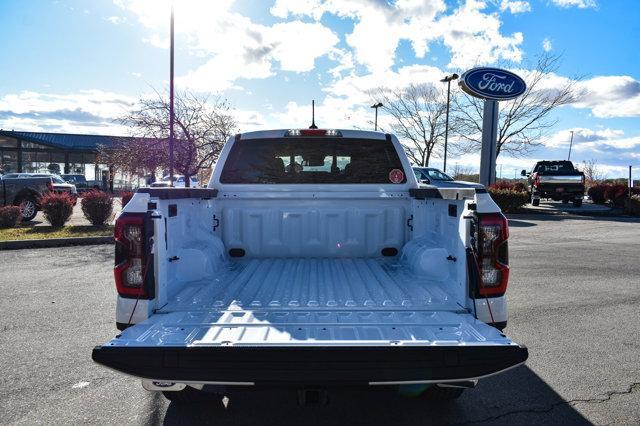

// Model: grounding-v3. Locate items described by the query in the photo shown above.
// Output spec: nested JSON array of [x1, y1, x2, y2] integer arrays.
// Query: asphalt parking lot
[[0, 213, 639, 425]]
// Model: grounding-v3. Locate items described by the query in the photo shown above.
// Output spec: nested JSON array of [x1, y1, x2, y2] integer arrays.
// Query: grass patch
[[0, 225, 113, 241]]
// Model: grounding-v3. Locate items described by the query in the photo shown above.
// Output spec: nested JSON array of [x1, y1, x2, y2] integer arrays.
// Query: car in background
[[413, 167, 484, 195], [1, 175, 53, 221], [1, 173, 33, 179], [28, 173, 78, 204], [149, 181, 171, 188], [522, 160, 585, 207], [160, 175, 200, 188], [61, 174, 92, 192], [413, 167, 454, 185]]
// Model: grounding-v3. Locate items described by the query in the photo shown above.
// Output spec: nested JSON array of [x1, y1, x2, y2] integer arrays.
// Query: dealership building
[[0, 130, 146, 184]]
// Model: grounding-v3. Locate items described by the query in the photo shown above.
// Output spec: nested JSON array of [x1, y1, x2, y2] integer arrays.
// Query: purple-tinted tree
[[101, 91, 237, 186]]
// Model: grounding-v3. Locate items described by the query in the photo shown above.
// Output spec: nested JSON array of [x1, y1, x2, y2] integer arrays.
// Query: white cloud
[[500, 0, 531, 14], [514, 71, 640, 119], [327, 49, 355, 78], [325, 64, 445, 107], [433, 0, 524, 68], [115, 0, 340, 91], [106, 16, 125, 25], [544, 127, 625, 148], [576, 75, 640, 118], [271, 0, 524, 71], [267, 22, 339, 73], [273, 0, 447, 72], [575, 136, 640, 151], [270, 98, 373, 130], [551, 0, 597, 9], [233, 109, 268, 131], [268, 63, 450, 131], [0, 90, 136, 135], [542, 37, 553, 52]]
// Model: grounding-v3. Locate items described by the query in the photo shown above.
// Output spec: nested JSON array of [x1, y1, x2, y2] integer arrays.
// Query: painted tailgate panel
[[105, 309, 514, 347]]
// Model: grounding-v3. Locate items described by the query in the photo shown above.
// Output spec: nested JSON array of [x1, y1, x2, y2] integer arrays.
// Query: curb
[[0, 236, 114, 251]]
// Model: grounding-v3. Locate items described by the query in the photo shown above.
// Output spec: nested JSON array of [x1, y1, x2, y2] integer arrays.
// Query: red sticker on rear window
[[389, 169, 404, 184]]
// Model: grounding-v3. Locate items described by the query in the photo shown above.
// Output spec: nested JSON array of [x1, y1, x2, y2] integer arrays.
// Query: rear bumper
[[533, 184, 584, 198], [92, 345, 528, 386]]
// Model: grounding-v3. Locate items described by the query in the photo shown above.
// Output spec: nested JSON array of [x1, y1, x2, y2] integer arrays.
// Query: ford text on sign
[[459, 67, 526, 101]]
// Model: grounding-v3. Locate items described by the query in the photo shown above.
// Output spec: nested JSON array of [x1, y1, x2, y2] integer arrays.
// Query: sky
[[0, 0, 639, 179]]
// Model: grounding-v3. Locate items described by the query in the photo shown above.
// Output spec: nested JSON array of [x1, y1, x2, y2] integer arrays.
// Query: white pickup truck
[[93, 129, 527, 403]]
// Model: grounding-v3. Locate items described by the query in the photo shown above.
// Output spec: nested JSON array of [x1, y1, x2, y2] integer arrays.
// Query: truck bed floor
[[110, 258, 512, 347], [161, 257, 459, 313]]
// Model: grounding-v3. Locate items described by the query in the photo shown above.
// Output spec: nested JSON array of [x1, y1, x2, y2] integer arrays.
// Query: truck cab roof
[[238, 129, 387, 141]]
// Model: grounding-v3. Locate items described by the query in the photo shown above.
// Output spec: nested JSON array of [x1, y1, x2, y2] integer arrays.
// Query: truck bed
[[95, 257, 527, 383], [105, 257, 516, 348]]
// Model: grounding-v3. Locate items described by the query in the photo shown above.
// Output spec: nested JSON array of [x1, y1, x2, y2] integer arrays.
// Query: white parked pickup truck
[[93, 129, 527, 403]]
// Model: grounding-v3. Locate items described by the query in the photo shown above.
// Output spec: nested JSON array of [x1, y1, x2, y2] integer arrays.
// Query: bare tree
[[98, 136, 168, 183], [369, 84, 450, 167], [105, 90, 237, 187], [580, 159, 605, 186], [452, 53, 579, 157], [450, 163, 476, 180]]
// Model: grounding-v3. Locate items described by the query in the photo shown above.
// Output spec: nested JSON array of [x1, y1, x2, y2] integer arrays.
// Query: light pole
[[168, 5, 175, 187], [440, 73, 458, 173], [371, 102, 383, 131], [567, 130, 574, 161]]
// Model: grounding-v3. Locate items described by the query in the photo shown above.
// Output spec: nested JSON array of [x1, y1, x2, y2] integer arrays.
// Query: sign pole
[[168, 5, 175, 187], [479, 100, 499, 186]]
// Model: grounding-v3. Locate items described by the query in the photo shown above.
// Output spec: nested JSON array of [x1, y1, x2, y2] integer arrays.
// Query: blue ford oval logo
[[459, 67, 526, 101]]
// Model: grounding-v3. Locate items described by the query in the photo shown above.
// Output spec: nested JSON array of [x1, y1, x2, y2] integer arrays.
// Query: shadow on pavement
[[509, 212, 640, 224], [508, 219, 537, 228], [158, 365, 588, 425]]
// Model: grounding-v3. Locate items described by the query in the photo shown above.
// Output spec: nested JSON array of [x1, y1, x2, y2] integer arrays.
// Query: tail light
[[285, 129, 342, 137], [476, 213, 509, 296], [532, 173, 540, 187], [114, 213, 154, 298]]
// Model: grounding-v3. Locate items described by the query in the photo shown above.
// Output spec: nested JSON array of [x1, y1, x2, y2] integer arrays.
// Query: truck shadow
[[509, 212, 640, 224], [507, 219, 537, 228], [160, 365, 588, 425]]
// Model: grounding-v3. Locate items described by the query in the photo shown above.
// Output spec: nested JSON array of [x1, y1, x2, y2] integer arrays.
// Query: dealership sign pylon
[[459, 68, 526, 186]]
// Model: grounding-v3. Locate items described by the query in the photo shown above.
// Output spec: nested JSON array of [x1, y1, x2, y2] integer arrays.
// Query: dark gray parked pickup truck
[[522, 160, 585, 207], [0, 175, 53, 221]]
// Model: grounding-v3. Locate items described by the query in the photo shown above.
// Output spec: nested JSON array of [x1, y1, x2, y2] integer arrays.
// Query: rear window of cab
[[220, 137, 407, 184]]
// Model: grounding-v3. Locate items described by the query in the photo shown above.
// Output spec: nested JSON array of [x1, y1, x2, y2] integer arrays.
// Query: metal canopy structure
[[0, 130, 155, 180]]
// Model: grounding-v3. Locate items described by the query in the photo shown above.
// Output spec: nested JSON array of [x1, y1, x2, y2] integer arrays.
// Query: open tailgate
[[93, 309, 527, 385]]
